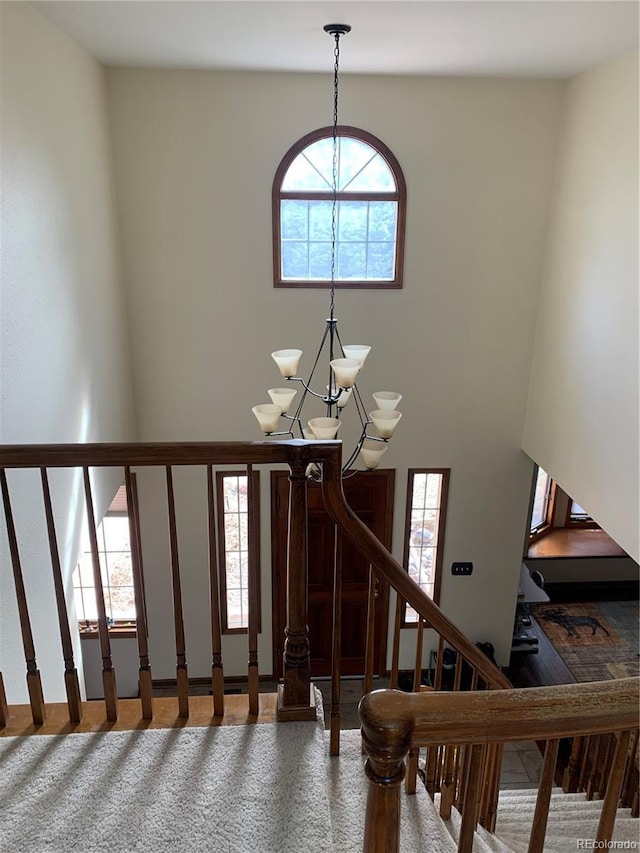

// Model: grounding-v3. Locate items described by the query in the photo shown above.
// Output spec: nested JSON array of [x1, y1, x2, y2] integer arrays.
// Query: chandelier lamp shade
[[252, 24, 403, 475]]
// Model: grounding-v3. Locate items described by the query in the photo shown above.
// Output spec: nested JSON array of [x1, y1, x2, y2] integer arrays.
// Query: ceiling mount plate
[[323, 24, 351, 37]]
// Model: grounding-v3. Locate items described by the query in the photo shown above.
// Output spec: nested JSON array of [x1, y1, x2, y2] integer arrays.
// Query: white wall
[[106, 68, 564, 668], [0, 2, 137, 702], [523, 51, 639, 562]]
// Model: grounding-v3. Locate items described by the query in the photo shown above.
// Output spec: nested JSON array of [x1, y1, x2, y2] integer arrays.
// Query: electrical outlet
[[451, 562, 473, 576]]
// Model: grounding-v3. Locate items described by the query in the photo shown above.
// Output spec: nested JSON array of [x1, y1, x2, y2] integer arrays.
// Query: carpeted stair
[[1, 694, 638, 852], [326, 729, 640, 852]]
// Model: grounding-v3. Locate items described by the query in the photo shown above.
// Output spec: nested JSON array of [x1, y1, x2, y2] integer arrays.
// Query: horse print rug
[[532, 600, 639, 683]]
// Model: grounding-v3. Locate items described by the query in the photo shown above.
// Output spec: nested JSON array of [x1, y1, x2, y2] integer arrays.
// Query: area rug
[[0, 706, 333, 853], [532, 600, 639, 682]]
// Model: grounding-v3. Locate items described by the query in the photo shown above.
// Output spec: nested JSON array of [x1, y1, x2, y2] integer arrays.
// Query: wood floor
[[0, 693, 278, 738], [506, 617, 575, 689]]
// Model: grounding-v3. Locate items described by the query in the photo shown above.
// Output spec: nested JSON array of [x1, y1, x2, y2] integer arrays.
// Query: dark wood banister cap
[[359, 677, 640, 748]]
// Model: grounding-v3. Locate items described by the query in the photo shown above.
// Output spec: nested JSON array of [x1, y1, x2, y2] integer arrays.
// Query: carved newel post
[[359, 690, 412, 853], [277, 458, 316, 721]]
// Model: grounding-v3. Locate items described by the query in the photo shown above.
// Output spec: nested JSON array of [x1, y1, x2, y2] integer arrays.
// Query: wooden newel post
[[277, 458, 316, 721], [360, 693, 411, 853]]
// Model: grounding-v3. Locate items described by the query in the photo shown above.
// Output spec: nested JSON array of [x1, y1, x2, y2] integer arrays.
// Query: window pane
[[107, 552, 133, 586], [368, 202, 397, 241], [337, 242, 366, 279], [404, 470, 447, 622], [345, 153, 395, 192], [220, 473, 255, 632], [309, 201, 332, 240], [102, 516, 130, 552], [109, 586, 136, 620], [282, 149, 332, 190], [81, 588, 99, 622], [338, 201, 367, 242], [570, 500, 591, 520], [309, 242, 332, 279], [366, 243, 394, 280], [531, 468, 550, 530], [301, 139, 334, 188], [282, 242, 308, 279], [281, 200, 308, 240], [226, 589, 244, 629]]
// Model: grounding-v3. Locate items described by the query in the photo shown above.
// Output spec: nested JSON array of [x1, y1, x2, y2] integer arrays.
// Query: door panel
[[272, 470, 394, 678]]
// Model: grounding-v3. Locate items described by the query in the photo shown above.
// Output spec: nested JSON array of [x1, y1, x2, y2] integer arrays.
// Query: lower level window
[[402, 469, 450, 625], [217, 470, 261, 633], [73, 485, 136, 629]]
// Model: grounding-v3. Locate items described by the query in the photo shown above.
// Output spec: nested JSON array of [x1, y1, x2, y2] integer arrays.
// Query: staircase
[[1, 441, 637, 852], [327, 729, 639, 853], [2, 695, 637, 853]]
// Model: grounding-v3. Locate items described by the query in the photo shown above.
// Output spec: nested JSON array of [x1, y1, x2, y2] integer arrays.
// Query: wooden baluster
[[631, 789, 639, 818], [412, 617, 424, 692], [124, 467, 153, 720], [458, 743, 483, 853], [165, 466, 189, 718], [597, 733, 616, 800], [406, 618, 425, 794], [423, 634, 444, 798], [361, 567, 377, 757], [457, 742, 473, 814], [278, 458, 315, 720], [620, 729, 639, 808], [1, 470, 46, 725], [579, 734, 592, 792], [477, 742, 494, 827], [527, 738, 559, 853], [586, 735, 603, 800], [40, 468, 82, 723], [479, 742, 502, 830], [364, 565, 376, 697], [0, 673, 8, 726], [83, 467, 118, 721], [440, 743, 459, 819], [434, 635, 444, 689], [206, 466, 224, 718], [440, 656, 464, 817], [246, 465, 259, 717], [596, 730, 632, 844], [390, 590, 403, 689], [485, 743, 504, 833], [330, 526, 342, 756], [563, 736, 584, 793]]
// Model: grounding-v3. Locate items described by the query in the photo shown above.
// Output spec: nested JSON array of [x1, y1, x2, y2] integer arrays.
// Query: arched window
[[272, 126, 406, 289]]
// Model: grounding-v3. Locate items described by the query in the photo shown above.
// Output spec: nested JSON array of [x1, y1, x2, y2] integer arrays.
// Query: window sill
[[526, 528, 628, 560], [79, 626, 137, 640]]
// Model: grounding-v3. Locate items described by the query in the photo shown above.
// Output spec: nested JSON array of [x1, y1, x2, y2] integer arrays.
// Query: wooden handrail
[[360, 678, 640, 748], [360, 679, 639, 853], [0, 440, 337, 468], [320, 456, 511, 690]]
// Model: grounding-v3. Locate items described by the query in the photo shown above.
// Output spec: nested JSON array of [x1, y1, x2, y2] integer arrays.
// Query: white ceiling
[[30, 1, 639, 78]]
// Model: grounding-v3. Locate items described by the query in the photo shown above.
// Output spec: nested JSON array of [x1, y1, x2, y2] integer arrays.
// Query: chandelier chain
[[329, 31, 341, 321]]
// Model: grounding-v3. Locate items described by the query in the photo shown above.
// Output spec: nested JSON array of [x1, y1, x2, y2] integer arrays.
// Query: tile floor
[[315, 679, 543, 790]]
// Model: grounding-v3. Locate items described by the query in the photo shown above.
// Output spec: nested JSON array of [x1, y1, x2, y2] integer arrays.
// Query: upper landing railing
[[0, 439, 508, 732]]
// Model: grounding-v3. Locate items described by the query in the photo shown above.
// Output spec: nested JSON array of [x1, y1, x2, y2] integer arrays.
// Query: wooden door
[[271, 470, 394, 678]]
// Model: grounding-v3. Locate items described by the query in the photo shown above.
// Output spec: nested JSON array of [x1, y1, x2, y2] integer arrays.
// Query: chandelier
[[252, 24, 403, 475]]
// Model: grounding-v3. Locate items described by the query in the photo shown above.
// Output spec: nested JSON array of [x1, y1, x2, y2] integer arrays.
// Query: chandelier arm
[[342, 423, 369, 473]]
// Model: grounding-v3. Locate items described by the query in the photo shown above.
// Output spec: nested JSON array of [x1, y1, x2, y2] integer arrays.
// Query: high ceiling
[[30, 1, 639, 78]]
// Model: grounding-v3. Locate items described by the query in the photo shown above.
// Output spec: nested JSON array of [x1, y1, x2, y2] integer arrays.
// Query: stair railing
[[358, 677, 640, 853], [0, 440, 338, 728], [319, 450, 511, 786]]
